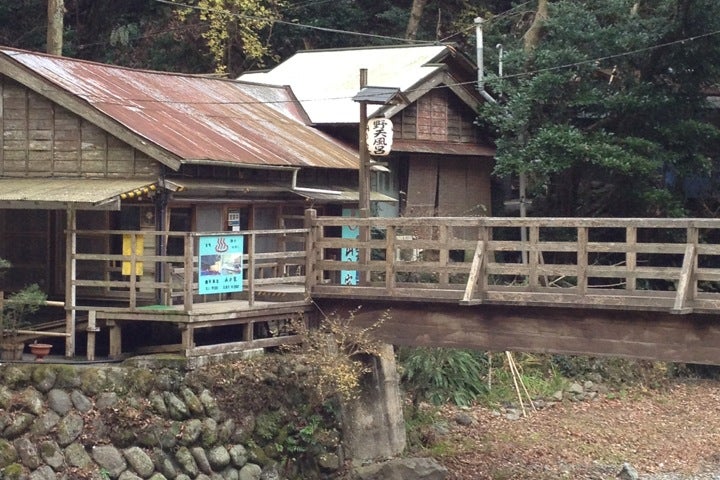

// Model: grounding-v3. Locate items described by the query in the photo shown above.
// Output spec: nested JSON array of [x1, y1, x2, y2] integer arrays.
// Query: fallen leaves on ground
[[431, 379, 720, 479]]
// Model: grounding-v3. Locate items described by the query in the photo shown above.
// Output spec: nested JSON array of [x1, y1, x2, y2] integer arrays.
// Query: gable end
[[1, 76, 161, 178]]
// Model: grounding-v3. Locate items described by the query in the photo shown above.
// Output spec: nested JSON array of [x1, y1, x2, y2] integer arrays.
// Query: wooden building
[[239, 44, 496, 218], [0, 47, 386, 356]]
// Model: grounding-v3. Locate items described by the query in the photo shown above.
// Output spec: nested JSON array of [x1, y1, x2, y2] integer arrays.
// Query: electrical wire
[[153, 0, 436, 45], [7, 3, 720, 107], [500, 28, 720, 80]]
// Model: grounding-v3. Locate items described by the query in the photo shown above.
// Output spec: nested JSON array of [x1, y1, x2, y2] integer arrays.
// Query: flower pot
[[29, 343, 52, 362], [0, 342, 24, 361]]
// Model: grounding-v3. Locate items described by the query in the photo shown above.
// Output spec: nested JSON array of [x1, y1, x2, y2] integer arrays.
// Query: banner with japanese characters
[[198, 235, 244, 294]]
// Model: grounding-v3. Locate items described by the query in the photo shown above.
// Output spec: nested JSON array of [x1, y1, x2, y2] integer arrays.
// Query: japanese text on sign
[[198, 235, 244, 294], [366, 118, 393, 156]]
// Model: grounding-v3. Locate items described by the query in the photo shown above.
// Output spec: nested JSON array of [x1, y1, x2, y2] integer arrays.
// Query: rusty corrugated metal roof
[[0, 47, 358, 171]]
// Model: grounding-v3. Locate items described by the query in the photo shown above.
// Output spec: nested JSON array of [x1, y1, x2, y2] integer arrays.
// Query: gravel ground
[[428, 379, 720, 480]]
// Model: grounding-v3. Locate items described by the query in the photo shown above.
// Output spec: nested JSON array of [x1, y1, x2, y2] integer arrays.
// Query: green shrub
[[398, 347, 487, 407]]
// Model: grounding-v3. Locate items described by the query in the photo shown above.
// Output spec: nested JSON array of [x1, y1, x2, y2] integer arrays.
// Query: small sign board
[[366, 118, 393, 156], [198, 235, 244, 294]]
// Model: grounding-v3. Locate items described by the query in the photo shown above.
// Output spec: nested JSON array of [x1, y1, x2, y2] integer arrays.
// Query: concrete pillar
[[341, 343, 406, 462]]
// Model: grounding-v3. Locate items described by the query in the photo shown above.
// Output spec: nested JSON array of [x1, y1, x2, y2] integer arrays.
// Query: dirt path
[[434, 380, 720, 479]]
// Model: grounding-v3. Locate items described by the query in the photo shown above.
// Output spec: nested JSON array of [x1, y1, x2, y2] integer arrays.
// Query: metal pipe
[[475, 17, 497, 104]]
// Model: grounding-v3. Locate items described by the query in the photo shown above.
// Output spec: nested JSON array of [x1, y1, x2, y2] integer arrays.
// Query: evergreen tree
[[480, 0, 720, 217]]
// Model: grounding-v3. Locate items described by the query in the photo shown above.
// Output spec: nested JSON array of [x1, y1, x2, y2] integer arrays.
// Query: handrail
[[307, 215, 720, 313], [71, 228, 309, 312]]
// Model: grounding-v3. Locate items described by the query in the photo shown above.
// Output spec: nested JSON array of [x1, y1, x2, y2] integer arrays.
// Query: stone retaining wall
[[0, 357, 345, 480]]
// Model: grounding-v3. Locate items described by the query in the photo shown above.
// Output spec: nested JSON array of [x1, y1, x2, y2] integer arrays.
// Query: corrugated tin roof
[[0, 47, 358, 170], [239, 45, 452, 124], [0, 178, 159, 210]]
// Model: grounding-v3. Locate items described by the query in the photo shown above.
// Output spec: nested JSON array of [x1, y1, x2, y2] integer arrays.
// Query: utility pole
[[357, 68, 370, 284], [47, 0, 64, 55], [358, 68, 370, 217]]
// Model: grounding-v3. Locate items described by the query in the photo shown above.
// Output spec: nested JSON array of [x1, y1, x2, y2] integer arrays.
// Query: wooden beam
[[325, 300, 720, 366], [672, 243, 696, 314], [460, 240, 484, 305]]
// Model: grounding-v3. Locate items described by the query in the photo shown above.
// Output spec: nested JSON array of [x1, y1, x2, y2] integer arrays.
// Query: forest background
[[3, 0, 720, 217]]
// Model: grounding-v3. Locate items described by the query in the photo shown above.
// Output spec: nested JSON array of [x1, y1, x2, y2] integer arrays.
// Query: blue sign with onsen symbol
[[198, 235, 244, 294]]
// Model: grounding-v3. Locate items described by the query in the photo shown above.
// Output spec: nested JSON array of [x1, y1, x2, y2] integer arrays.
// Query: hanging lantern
[[366, 118, 393, 156]]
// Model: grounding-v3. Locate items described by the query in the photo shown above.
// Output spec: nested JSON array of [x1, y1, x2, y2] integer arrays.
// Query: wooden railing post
[[439, 224, 449, 286], [183, 233, 194, 313], [626, 226, 637, 292], [359, 215, 370, 285], [129, 233, 138, 310], [577, 227, 588, 295], [528, 225, 540, 290], [65, 207, 76, 358], [304, 209, 318, 295], [385, 225, 396, 292], [248, 233, 256, 307]]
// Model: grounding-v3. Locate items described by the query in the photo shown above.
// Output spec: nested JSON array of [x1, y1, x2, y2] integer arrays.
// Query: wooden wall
[[0, 77, 160, 178], [404, 156, 492, 217], [394, 88, 480, 144]]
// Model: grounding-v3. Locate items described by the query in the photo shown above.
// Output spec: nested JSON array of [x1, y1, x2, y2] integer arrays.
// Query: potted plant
[[0, 259, 47, 361]]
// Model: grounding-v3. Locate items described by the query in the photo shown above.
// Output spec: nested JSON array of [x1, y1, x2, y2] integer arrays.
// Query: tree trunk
[[523, 0, 549, 52], [405, 0, 428, 40], [47, 0, 65, 55]]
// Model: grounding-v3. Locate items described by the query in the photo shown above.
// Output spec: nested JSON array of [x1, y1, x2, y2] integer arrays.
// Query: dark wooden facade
[[392, 88, 494, 217], [0, 77, 159, 178]]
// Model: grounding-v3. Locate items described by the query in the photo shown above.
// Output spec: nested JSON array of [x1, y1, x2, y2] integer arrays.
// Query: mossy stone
[[0, 439, 18, 468]]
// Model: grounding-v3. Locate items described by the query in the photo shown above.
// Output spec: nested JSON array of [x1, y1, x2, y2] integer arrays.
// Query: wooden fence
[[71, 228, 308, 312], [306, 214, 720, 314]]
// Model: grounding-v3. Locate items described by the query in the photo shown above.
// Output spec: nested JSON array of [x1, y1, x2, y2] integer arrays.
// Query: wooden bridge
[[55, 213, 720, 365]]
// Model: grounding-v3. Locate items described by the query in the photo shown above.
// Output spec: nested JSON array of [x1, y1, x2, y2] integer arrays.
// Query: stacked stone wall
[[0, 360, 343, 480]]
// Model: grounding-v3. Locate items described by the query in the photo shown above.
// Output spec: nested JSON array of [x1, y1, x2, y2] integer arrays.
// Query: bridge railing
[[306, 213, 720, 313], [72, 228, 307, 312]]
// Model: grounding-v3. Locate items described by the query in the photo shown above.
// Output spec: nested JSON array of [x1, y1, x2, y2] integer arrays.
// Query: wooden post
[[108, 320, 122, 358], [248, 233, 256, 307], [129, 234, 138, 309], [358, 69, 371, 285], [86, 310, 97, 361], [626, 226, 637, 291], [64, 207, 76, 358], [385, 225, 396, 292], [528, 225, 539, 289], [304, 209, 318, 295], [358, 68, 370, 215], [183, 233, 194, 313], [439, 225, 449, 286], [577, 227, 588, 296], [180, 325, 194, 354]]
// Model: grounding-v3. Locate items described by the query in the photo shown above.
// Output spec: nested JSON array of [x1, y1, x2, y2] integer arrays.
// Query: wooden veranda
[[65, 226, 310, 359], [48, 212, 720, 364]]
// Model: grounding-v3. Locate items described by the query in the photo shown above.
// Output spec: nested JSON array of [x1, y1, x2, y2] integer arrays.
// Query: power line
[[499, 28, 720, 81], [154, 0, 435, 45]]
